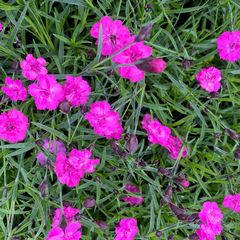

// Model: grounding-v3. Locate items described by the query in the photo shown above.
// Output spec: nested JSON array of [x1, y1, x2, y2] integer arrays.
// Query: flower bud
[[168, 202, 186, 216], [59, 101, 71, 114], [234, 148, 240, 159], [95, 220, 108, 230], [125, 134, 138, 153], [180, 179, 190, 188], [136, 57, 167, 73], [83, 196, 96, 208], [182, 59, 193, 69], [135, 23, 153, 42], [187, 213, 199, 223], [168, 235, 174, 240], [39, 179, 48, 197], [188, 233, 198, 240], [155, 230, 162, 238], [0, 22, 3, 32], [158, 167, 171, 176], [35, 139, 44, 147]]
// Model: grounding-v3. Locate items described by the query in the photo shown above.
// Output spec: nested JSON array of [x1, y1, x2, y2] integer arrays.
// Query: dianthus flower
[[0, 109, 29, 143], [46, 222, 82, 240], [90, 16, 131, 56], [196, 201, 223, 240], [141, 114, 171, 146], [28, 75, 64, 110], [1, 77, 27, 101], [36, 139, 66, 165], [55, 149, 100, 187], [165, 136, 187, 160], [63, 75, 91, 107], [122, 183, 144, 206], [196, 67, 222, 93], [0, 22, 3, 32], [217, 31, 240, 62], [20, 54, 48, 80], [223, 193, 240, 213], [112, 38, 153, 82], [115, 217, 138, 240], [85, 101, 123, 140], [52, 206, 80, 228]]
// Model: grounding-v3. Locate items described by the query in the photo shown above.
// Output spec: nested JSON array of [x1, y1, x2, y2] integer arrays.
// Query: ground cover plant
[[1, 0, 240, 239]]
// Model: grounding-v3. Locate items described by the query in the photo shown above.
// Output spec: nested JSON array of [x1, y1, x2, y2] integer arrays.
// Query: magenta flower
[[63, 75, 91, 107], [112, 39, 153, 82], [196, 223, 221, 240], [223, 193, 240, 213], [217, 31, 240, 62], [52, 206, 80, 228], [122, 183, 144, 206], [20, 54, 48, 80], [0, 22, 3, 32], [115, 217, 138, 240], [46, 222, 82, 240], [196, 67, 222, 93], [36, 139, 66, 165], [90, 16, 131, 56], [55, 149, 100, 187], [141, 114, 171, 146], [165, 136, 187, 160], [1, 77, 27, 101], [28, 75, 65, 110], [0, 109, 29, 143], [85, 101, 123, 140]]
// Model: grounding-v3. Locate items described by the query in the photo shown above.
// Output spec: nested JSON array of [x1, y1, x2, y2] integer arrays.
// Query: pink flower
[[141, 114, 171, 146], [122, 183, 144, 206], [136, 57, 167, 73], [223, 193, 240, 213], [0, 109, 29, 143], [0, 22, 3, 32], [85, 101, 123, 140], [217, 31, 240, 62], [90, 16, 131, 56], [55, 149, 100, 187], [196, 67, 222, 93], [63, 75, 91, 107], [46, 222, 82, 240], [1, 77, 27, 101], [196, 224, 220, 240], [52, 206, 80, 228], [180, 179, 190, 188], [28, 75, 64, 110], [115, 218, 138, 240], [112, 39, 153, 82], [20, 54, 48, 80], [166, 136, 187, 160], [36, 139, 66, 165]]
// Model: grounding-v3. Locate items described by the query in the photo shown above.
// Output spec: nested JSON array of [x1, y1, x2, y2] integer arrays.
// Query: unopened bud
[[125, 134, 138, 153], [182, 59, 193, 69], [168, 235, 174, 240], [59, 101, 71, 114], [234, 148, 240, 159], [95, 220, 108, 230], [155, 230, 162, 238], [39, 179, 48, 197], [136, 57, 167, 73], [135, 23, 153, 42], [158, 167, 171, 176], [187, 213, 199, 223], [84, 197, 96, 208], [188, 233, 198, 240]]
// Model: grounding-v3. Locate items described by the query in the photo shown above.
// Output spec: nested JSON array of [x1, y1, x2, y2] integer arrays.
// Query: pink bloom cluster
[[90, 16, 165, 83], [122, 183, 144, 206], [36, 139, 66, 165], [47, 206, 82, 240], [223, 193, 240, 213], [20, 54, 48, 81], [196, 202, 223, 240], [85, 101, 123, 140], [196, 67, 222, 93], [0, 109, 29, 143], [28, 74, 65, 110], [63, 75, 91, 107], [217, 31, 240, 62], [1, 77, 27, 101], [115, 217, 138, 240], [55, 148, 100, 187], [142, 114, 187, 159]]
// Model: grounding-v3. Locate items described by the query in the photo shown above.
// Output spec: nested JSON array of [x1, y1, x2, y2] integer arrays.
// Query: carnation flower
[[112, 38, 153, 82], [1, 77, 27, 101], [46, 222, 82, 240], [85, 101, 123, 140], [115, 217, 138, 240], [55, 149, 100, 187], [122, 183, 144, 206], [36, 139, 66, 165], [196, 224, 219, 240], [52, 206, 80, 228], [196, 67, 222, 93], [165, 136, 187, 160], [217, 30, 240, 62], [141, 114, 171, 146], [90, 16, 131, 56], [20, 54, 48, 80], [63, 75, 91, 107], [0, 109, 29, 143], [223, 193, 240, 213], [28, 74, 65, 110]]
